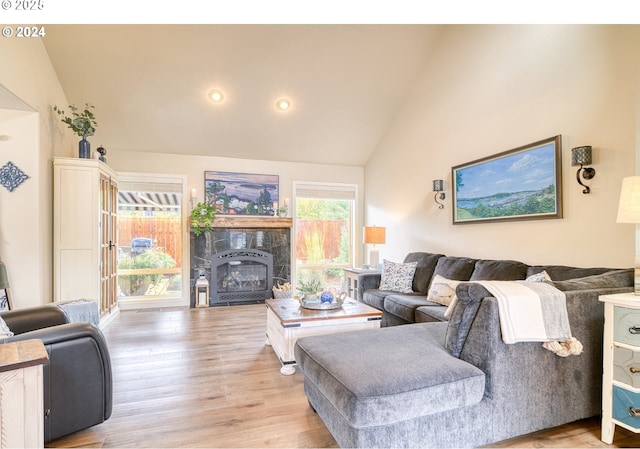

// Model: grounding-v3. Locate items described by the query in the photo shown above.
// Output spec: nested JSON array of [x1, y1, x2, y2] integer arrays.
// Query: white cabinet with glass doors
[[53, 157, 119, 322]]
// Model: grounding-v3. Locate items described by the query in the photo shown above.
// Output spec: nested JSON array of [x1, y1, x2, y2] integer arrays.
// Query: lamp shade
[[433, 179, 444, 192], [571, 146, 593, 166], [617, 176, 640, 223], [364, 226, 386, 245]]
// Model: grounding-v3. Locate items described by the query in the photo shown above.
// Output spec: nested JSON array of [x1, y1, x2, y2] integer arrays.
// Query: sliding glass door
[[117, 176, 184, 303]]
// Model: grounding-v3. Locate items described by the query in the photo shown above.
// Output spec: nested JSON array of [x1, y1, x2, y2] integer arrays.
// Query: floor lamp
[[364, 226, 386, 269]]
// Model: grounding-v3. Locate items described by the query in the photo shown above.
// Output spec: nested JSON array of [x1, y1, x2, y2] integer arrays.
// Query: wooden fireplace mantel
[[190, 216, 293, 229]]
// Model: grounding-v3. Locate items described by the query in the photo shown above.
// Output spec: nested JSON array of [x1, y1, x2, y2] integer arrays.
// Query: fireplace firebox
[[211, 249, 273, 305]]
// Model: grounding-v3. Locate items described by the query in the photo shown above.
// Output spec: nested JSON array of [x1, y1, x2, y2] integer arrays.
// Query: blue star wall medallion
[[0, 161, 29, 192]]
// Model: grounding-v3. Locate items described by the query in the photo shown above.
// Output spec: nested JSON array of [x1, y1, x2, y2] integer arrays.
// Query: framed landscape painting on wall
[[452, 135, 562, 224], [204, 171, 279, 216]]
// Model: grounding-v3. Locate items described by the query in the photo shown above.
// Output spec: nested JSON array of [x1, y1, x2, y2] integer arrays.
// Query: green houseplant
[[190, 202, 216, 236], [297, 274, 323, 299], [54, 103, 98, 158]]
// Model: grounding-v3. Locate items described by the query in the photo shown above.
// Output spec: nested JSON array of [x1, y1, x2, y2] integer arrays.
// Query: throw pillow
[[526, 270, 552, 282], [379, 259, 418, 293], [0, 316, 13, 338], [427, 275, 461, 306]]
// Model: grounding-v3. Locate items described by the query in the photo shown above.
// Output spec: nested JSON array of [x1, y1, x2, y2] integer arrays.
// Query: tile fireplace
[[190, 217, 292, 306]]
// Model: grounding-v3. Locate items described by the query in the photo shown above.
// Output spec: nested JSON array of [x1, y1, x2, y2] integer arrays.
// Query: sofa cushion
[[551, 269, 633, 291], [427, 275, 461, 306], [415, 305, 449, 323], [380, 260, 418, 293], [383, 293, 440, 323], [432, 256, 477, 282], [403, 252, 444, 294], [526, 265, 614, 281], [361, 289, 389, 311], [294, 322, 485, 427], [470, 259, 528, 281]]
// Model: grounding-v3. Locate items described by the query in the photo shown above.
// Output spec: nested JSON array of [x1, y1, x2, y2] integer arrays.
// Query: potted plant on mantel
[[53, 103, 98, 159], [190, 202, 216, 236]]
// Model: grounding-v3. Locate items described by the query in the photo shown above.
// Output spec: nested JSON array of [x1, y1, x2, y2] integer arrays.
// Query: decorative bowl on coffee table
[[300, 291, 347, 310]]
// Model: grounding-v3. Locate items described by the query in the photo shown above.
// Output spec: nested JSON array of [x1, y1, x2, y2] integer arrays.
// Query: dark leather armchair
[[1, 304, 113, 443]]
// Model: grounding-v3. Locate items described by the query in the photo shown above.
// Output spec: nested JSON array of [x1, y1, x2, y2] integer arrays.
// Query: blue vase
[[79, 137, 90, 159], [320, 289, 334, 303]]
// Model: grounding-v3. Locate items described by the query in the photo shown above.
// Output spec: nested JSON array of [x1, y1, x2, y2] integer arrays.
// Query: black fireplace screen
[[211, 249, 273, 304]]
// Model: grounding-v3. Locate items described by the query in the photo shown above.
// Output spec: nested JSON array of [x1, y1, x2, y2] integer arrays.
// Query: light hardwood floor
[[47, 304, 640, 448]]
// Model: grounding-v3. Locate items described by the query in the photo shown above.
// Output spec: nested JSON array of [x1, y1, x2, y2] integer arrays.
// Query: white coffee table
[[265, 297, 383, 375]]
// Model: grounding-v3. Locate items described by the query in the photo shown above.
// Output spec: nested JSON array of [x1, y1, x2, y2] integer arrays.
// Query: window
[[294, 182, 356, 294]]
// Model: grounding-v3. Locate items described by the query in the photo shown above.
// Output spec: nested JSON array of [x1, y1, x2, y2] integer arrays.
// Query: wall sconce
[[433, 179, 445, 209], [571, 146, 595, 194], [364, 226, 386, 269]]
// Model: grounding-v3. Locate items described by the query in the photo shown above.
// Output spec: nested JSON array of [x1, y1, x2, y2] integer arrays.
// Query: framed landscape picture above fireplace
[[204, 171, 279, 216], [452, 135, 562, 224]]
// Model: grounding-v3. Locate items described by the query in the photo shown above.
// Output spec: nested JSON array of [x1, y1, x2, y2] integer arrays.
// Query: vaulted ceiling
[[42, 25, 442, 166]]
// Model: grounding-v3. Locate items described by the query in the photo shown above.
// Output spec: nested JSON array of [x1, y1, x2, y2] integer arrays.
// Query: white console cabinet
[[600, 292, 640, 443], [53, 157, 119, 321]]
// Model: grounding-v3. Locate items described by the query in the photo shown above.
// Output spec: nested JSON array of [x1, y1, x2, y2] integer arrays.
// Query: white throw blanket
[[476, 280, 583, 357]]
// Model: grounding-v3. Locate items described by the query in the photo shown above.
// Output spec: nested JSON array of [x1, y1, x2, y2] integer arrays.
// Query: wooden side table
[[600, 292, 640, 444], [343, 268, 381, 301], [0, 339, 49, 449]]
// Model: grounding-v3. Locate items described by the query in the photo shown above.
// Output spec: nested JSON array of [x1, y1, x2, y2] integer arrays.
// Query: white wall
[[0, 112, 39, 307], [365, 25, 640, 269], [0, 38, 74, 308], [107, 149, 365, 263]]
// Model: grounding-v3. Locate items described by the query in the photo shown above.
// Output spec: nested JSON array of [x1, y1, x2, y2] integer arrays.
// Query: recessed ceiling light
[[276, 98, 291, 111], [208, 89, 224, 102]]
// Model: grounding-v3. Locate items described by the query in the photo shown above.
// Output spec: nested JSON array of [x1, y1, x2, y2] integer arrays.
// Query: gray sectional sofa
[[294, 252, 633, 448], [357, 252, 629, 326]]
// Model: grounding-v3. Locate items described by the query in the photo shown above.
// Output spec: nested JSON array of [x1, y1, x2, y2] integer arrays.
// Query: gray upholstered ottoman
[[294, 322, 485, 447]]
